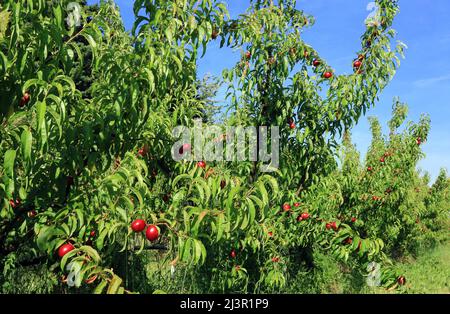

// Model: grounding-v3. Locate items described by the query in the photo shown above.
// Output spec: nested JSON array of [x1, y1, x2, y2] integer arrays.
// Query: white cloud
[[413, 74, 450, 88]]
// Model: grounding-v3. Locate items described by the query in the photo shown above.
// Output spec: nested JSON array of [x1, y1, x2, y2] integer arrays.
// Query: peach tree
[[334, 100, 448, 257], [0, 0, 423, 293]]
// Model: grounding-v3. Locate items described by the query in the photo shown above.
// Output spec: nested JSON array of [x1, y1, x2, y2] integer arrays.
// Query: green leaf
[[183, 210, 191, 233], [75, 207, 84, 230], [107, 275, 123, 294], [83, 33, 97, 50], [53, 5, 62, 27], [79, 246, 101, 263], [20, 129, 32, 169], [240, 211, 249, 230], [19, 49, 29, 74], [94, 279, 108, 294], [0, 10, 10, 41], [96, 228, 108, 250], [36, 226, 54, 251], [115, 206, 128, 222], [23, 78, 47, 93], [255, 180, 269, 205], [36, 101, 47, 150], [3, 149, 16, 178], [216, 212, 225, 241], [165, 28, 173, 42], [226, 186, 241, 216], [181, 237, 193, 263], [244, 198, 256, 229], [0, 51, 8, 76], [172, 174, 192, 188], [192, 210, 208, 235]]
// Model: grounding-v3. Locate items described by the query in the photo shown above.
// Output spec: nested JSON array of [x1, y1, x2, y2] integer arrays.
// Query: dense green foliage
[[0, 0, 447, 294]]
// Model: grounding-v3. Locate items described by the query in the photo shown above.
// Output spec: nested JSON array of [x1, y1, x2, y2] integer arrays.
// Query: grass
[[296, 240, 450, 294], [392, 241, 450, 294]]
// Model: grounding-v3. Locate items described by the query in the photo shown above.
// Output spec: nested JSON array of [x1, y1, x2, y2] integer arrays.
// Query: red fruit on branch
[[90, 230, 96, 237], [289, 122, 295, 129], [145, 225, 159, 241], [19, 92, 30, 107], [268, 231, 273, 237], [9, 199, 21, 209], [345, 237, 353, 245], [197, 161, 206, 168], [179, 143, 191, 154], [294, 202, 301, 207], [416, 137, 422, 145], [313, 59, 320, 67], [66, 176, 74, 187], [137, 147, 146, 157], [301, 212, 310, 220], [326, 223, 332, 230], [297, 215, 303, 222], [245, 51, 251, 59], [58, 243, 75, 258], [230, 249, 237, 259], [220, 180, 226, 189], [330, 221, 338, 231], [323, 72, 333, 79], [351, 217, 357, 223], [282, 203, 291, 212], [27, 210, 37, 218], [380, 157, 385, 163], [211, 29, 219, 40], [272, 257, 280, 263], [23, 92, 31, 102], [397, 276, 406, 286], [131, 219, 146, 232], [163, 194, 170, 203], [303, 50, 309, 58], [353, 60, 362, 68]]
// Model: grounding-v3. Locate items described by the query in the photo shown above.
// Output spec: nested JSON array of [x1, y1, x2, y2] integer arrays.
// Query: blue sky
[[88, 0, 450, 181]]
